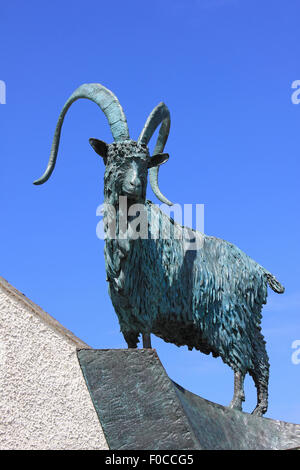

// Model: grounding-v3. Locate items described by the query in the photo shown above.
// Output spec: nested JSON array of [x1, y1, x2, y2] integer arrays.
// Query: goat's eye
[[134, 154, 147, 161]]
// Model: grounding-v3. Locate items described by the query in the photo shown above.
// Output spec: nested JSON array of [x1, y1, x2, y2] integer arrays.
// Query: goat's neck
[[104, 194, 146, 252], [103, 195, 147, 290]]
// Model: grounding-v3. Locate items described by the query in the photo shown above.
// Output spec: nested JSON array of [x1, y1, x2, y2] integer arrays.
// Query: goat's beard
[[123, 193, 145, 206], [104, 191, 145, 207], [104, 179, 146, 206]]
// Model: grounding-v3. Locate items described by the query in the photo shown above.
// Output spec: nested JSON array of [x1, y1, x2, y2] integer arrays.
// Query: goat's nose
[[130, 181, 140, 189], [129, 177, 141, 189]]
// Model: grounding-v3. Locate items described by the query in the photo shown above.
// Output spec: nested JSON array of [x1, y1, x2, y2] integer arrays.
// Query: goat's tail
[[265, 272, 285, 294]]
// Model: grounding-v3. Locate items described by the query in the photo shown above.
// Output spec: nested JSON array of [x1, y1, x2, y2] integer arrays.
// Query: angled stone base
[[77, 349, 300, 450]]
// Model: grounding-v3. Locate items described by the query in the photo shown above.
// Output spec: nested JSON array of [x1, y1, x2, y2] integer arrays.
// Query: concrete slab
[[77, 349, 300, 450]]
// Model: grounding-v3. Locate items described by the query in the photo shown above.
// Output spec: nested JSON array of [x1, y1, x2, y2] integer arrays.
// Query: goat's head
[[33, 83, 173, 206], [90, 140, 169, 205]]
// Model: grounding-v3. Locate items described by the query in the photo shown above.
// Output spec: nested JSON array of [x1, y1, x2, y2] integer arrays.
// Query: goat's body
[[35, 82, 284, 417], [105, 201, 272, 413]]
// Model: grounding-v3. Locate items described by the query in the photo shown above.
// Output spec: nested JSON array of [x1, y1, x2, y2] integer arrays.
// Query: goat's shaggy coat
[[34, 82, 285, 416], [106, 199, 273, 391]]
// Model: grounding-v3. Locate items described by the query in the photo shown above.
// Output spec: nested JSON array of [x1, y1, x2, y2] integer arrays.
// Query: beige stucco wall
[[0, 277, 108, 450]]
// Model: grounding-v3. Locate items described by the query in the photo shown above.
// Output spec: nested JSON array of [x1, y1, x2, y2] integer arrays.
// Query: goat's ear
[[148, 153, 169, 168], [89, 138, 108, 163]]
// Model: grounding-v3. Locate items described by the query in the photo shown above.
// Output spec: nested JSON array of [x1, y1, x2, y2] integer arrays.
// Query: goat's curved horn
[[33, 83, 129, 185], [138, 102, 173, 206]]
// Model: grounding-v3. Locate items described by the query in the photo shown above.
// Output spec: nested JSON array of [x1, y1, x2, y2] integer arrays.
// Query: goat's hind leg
[[250, 335, 269, 416], [229, 370, 245, 411], [251, 377, 268, 417]]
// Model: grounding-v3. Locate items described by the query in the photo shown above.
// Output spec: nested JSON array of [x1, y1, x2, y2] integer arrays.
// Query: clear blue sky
[[1, 0, 299, 423]]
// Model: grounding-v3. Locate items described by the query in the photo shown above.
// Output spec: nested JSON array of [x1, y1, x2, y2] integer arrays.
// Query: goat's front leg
[[123, 330, 139, 348], [142, 333, 152, 348], [229, 370, 245, 411]]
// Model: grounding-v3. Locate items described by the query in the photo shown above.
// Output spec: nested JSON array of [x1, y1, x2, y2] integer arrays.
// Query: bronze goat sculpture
[[34, 83, 284, 416]]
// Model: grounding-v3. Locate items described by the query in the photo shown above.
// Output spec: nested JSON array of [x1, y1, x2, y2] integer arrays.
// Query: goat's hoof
[[251, 406, 267, 417], [229, 401, 243, 411], [229, 393, 245, 411]]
